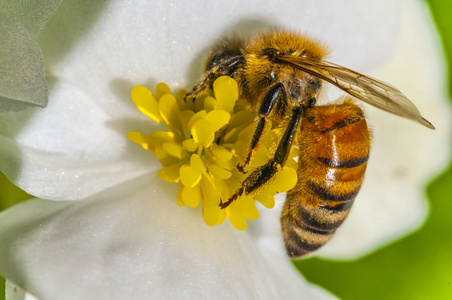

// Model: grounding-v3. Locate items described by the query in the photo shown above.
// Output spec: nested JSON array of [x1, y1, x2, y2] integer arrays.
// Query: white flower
[[0, 0, 450, 299]]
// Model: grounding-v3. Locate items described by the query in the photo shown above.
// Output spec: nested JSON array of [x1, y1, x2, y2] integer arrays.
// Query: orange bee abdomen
[[281, 101, 371, 258]]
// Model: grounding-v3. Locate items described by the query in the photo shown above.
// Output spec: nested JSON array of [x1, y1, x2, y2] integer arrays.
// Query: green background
[[1, 0, 451, 299]]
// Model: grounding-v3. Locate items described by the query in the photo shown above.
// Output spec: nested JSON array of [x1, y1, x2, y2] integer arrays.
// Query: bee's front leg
[[184, 55, 244, 101], [184, 69, 220, 101]]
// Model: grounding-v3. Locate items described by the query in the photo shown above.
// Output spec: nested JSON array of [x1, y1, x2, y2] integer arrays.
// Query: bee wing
[[278, 55, 434, 129]]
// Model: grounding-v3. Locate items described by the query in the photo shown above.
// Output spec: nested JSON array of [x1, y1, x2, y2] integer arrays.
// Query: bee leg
[[237, 117, 268, 173], [221, 106, 302, 208], [184, 55, 244, 101], [184, 69, 220, 101], [237, 83, 286, 173]]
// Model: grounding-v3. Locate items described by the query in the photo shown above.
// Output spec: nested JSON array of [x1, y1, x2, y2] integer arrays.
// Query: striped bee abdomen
[[281, 100, 371, 258]]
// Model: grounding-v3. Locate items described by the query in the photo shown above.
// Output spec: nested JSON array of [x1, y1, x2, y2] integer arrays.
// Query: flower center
[[128, 76, 298, 230]]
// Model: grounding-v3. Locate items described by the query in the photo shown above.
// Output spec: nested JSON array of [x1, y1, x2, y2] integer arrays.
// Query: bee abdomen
[[281, 101, 371, 258], [307, 180, 359, 210], [283, 218, 336, 257], [318, 154, 369, 168], [282, 178, 362, 258]]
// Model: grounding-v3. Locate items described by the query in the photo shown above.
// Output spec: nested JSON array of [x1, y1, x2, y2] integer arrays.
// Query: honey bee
[[186, 29, 434, 258]]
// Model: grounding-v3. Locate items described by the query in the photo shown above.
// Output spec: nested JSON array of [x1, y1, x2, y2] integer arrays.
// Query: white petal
[[0, 80, 158, 200], [0, 0, 400, 203], [0, 177, 335, 300], [0, 15, 48, 110], [0, 0, 400, 198], [37, 0, 397, 115], [250, 0, 451, 259]]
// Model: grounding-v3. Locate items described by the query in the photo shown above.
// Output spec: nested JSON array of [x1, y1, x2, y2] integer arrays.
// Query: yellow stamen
[[128, 76, 298, 230]]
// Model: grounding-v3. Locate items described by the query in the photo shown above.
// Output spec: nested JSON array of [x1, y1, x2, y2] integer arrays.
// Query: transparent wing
[[277, 55, 434, 129]]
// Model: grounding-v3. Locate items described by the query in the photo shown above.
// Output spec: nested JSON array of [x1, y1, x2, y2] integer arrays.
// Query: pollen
[[128, 76, 298, 230]]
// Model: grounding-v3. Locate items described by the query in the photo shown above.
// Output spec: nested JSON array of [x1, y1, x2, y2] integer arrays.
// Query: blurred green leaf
[[0, 172, 31, 212], [0, 16, 48, 110], [1, 172, 30, 300], [427, 0, 452, 96], [0, 0, 63, 38], [0, 0, 63, 110]]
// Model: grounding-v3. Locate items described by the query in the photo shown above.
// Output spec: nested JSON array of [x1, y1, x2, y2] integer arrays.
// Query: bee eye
[[263, 48, 279, 60]]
